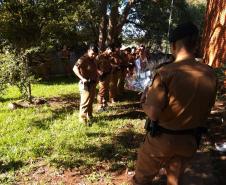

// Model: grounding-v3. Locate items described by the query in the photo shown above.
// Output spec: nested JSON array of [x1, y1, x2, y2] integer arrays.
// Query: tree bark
[[98, 0, 108, 51], [108, 1, 120, 45], [201, 0, 226, 67], [108, 0, 136, 45]]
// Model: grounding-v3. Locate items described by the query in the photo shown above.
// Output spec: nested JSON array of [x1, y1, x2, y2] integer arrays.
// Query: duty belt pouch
[[144, 118, 160, 137]]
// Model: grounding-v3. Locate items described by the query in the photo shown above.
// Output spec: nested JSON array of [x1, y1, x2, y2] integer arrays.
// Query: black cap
[[89, 44, 99, 53], [169, 22, 199, 43]]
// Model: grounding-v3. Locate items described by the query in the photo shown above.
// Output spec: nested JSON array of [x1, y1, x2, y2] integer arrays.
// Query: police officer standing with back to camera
[[95, 46, 113, 112], [73, 44, 99, 126], [132, 22, 217, 185]]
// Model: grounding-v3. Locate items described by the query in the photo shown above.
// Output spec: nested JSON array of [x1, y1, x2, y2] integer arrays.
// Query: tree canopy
[[0, 0, 208, 99]]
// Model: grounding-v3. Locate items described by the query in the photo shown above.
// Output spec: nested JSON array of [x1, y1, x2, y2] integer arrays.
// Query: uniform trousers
[[109, 70, 120, 101], [118, 68, 127, 95], [132, 133, 197, 185], [97, 74, 110, 107], [79, 81, 96, 121]]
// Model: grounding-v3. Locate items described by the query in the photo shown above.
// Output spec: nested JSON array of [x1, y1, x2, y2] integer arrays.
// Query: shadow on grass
[[0, 160, 24, 173], [37, 76, 79, 86], [51, 128, 144, 172], [97, 109, 145, 121], [0, 97, 21, 103], [85, 132, 110, 137], [50, 158, 86, 169], [118, 90, 141, 102], [95, 102, 145, 123], [30, 93, 80, 129]]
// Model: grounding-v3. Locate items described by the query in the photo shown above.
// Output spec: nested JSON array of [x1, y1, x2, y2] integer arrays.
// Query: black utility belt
[[156, 125, 196, 135], [82, 80, 97, 84], [144, 119, 206, 137]]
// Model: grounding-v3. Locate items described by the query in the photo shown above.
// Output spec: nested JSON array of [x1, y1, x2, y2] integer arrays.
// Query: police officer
[[73, 44, 98, 125], [125, 47, 136, 76], [96, 46, 113, 111], [117, 47, 129, 95], [132, 22, 217, 185], [109, 43, 121, 104]]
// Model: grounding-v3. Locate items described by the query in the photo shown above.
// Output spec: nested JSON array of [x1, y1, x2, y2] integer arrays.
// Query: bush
[[0, 51, 36, 100]]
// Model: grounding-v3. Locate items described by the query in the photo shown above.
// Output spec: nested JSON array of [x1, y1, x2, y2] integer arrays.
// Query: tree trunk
[[98, 0, 108, 51], [108, 1, 120, 45], [107, 0, 135, 45], [201, 0, 226, 67], [25, 55, 32, 103]]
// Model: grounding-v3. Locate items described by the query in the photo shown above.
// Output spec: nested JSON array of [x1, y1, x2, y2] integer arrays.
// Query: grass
[[0, 77, 145, 184]]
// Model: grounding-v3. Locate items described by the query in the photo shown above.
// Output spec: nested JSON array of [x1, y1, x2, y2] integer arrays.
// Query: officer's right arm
[[73, 59, 87, 83], [142, 74, 167, 121]]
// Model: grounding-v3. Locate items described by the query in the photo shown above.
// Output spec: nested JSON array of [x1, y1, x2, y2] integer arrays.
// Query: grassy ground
[[1, 77, 225, 185], [0, 77, 145, 184]]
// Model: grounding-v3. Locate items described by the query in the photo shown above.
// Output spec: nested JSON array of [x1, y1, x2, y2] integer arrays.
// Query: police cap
[[169, 22, 199, 43]]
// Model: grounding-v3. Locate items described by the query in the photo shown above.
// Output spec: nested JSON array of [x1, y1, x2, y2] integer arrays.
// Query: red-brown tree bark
[[201, 0, 226, 67]]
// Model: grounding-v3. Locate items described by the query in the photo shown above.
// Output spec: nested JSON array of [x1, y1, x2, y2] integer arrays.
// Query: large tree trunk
[[98, 0, 108, 51], [201, 0, 226, 67], [108, 1, 120, 45], [108, 0, 135, 45]]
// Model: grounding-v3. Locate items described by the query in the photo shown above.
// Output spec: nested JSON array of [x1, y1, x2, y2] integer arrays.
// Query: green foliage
[[0, 50, 36, 99], [0, 0, 82, 100], [124, 0, 206, 48], [0, 0, 208, 99]]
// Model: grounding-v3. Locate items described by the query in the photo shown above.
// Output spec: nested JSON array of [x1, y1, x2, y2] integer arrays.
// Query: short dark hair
[[89, 44, 99, 53], [125, 47, 131, 53], [169, 22, 199, 52]]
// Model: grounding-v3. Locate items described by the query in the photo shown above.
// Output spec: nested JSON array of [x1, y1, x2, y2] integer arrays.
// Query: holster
[[145, 118, 208, 147], [83, 79, 96, 89], [144, 118, 160, 137]]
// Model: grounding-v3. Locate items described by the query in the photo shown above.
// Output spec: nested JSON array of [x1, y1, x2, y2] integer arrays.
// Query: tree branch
[[117, 0, 139, 30]]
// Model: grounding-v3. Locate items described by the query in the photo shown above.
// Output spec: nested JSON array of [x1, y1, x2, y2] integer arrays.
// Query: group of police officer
[[73, 22, 217, 185], [73, 43, 137, 125]]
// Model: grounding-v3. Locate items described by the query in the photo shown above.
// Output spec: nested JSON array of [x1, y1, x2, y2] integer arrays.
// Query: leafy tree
[[0, 0, 82, 101], [123, 0, 206, 51]]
